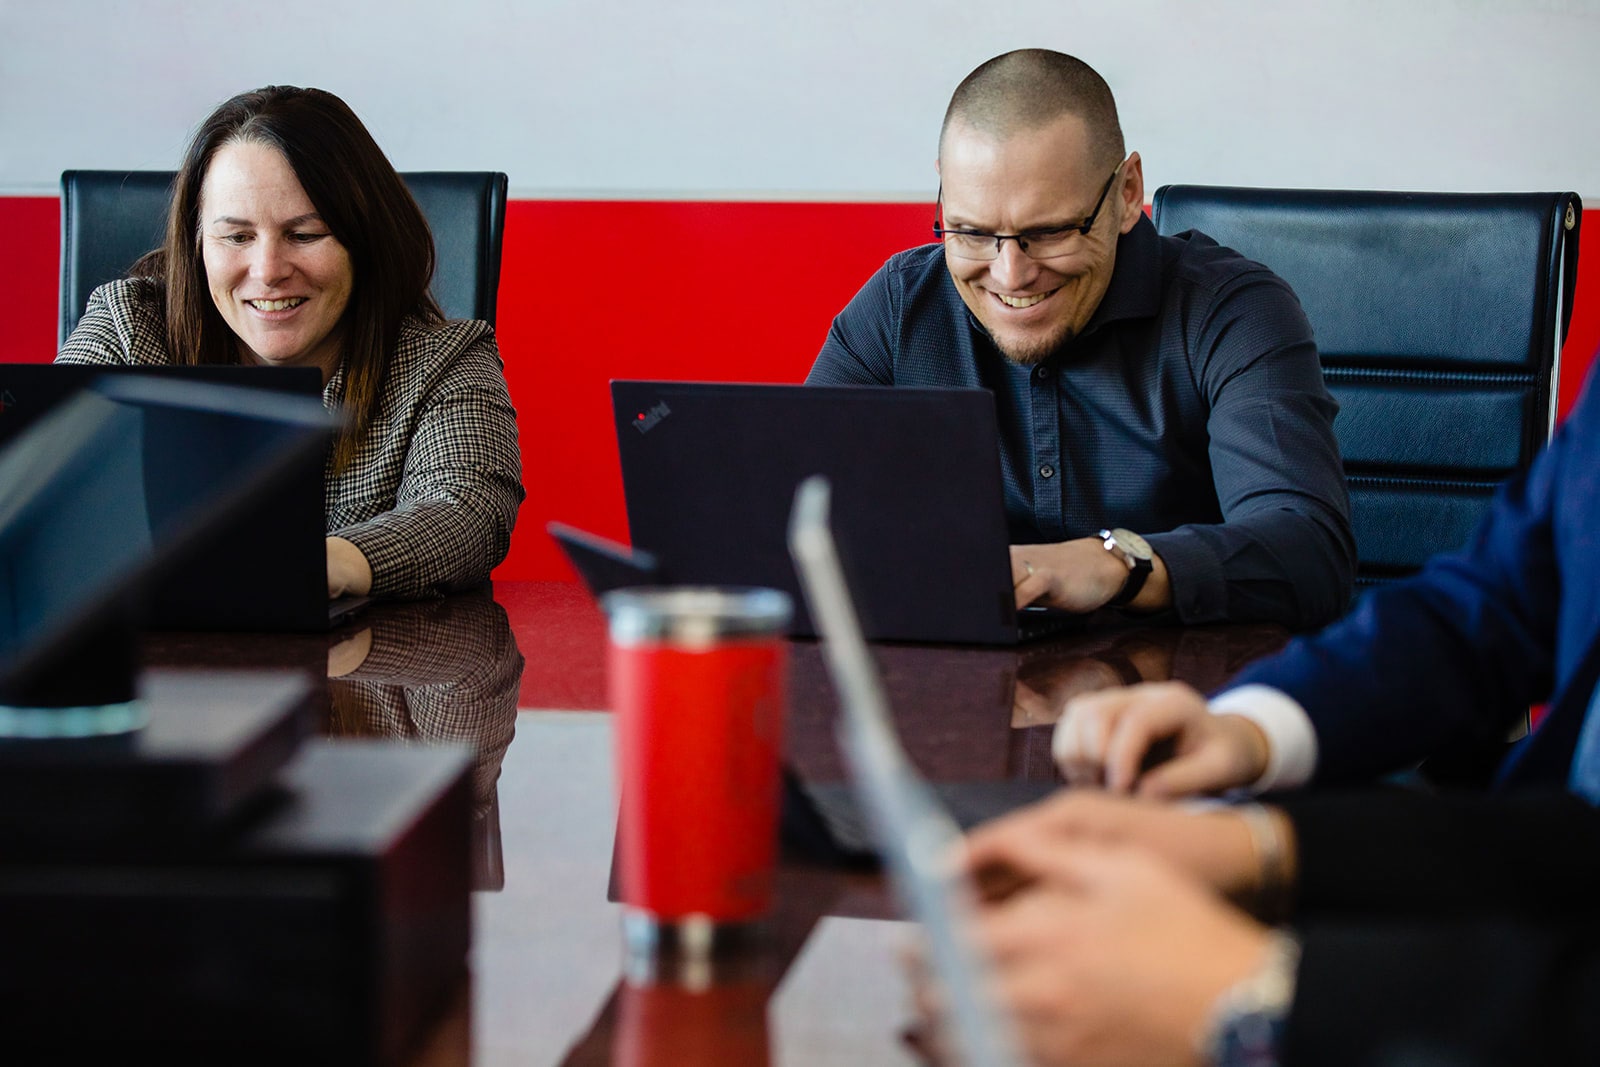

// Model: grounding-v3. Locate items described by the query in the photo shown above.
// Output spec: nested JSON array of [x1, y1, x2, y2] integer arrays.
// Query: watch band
[[1100, 528, 1153, 607]]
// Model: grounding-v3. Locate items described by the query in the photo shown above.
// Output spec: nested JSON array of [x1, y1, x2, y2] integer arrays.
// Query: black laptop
[[0, 363, 365, 631], [604, 380, 1080, 645], [0, 375, 333, 708]]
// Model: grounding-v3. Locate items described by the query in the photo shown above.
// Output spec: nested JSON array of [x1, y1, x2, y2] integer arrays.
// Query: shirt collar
[[1079, 211, 1164, 335]]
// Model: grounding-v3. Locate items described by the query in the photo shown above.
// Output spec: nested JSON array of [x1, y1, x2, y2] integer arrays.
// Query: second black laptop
[[609, 380, 1080, 645]]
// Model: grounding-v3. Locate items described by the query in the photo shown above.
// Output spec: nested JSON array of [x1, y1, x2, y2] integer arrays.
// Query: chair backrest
[[59, 169, 509, 343], [1151, 185, 1581, 588], [398, 171, 509, 327], [58, 170, 173, 344]]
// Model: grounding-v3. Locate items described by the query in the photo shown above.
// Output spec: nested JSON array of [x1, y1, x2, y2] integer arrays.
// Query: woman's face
[[199, 140, 354, 379]]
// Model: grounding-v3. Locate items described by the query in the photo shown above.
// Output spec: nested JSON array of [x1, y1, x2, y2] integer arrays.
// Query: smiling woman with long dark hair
[[57, 85, 524, 600]]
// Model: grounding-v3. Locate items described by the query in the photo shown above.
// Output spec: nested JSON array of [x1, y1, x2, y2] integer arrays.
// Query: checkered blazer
[[59, 280, 525, 597]]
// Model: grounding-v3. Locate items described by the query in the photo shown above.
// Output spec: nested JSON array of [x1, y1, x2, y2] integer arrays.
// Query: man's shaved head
[[940, 50, 1124, 170]]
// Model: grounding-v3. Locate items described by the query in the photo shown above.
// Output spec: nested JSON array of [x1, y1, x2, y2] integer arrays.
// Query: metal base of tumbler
[[621, 909, 761, 989]]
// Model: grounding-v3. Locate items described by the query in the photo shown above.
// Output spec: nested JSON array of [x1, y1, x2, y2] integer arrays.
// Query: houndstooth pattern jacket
[[59, 279, 525, 598]]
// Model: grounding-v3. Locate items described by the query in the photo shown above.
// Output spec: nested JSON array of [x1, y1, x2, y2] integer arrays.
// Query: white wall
[[4, 0, 1599, 199]]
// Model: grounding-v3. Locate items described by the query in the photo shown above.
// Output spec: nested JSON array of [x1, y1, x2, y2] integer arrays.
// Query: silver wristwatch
[[1098, 528, 1153, 607], [1200, 931, 1300, 1067]]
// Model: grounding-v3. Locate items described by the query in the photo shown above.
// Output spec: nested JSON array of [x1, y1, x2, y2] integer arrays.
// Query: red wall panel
[[494, 199, 930, 581], [0, 197, 61, 364], [1559, 213, 1600, 419], [6, 195, 1597, 582]]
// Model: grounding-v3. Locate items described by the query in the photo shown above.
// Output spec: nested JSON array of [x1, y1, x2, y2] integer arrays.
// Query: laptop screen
[[0, 378, 333, 716], [0, 364, 333, 632], [612, 380, 1026, 644]]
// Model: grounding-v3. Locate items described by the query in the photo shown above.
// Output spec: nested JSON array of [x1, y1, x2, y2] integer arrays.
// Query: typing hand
[[326, 536, 374, 599], [1010, 538, 1169, 613], [911, 840, 1271, 1067], [962, 789, 1263, 905], [1053, 681, 1270, 797]]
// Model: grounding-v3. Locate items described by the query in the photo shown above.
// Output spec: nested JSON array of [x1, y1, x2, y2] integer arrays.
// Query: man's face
[[938, 115, 1142, 366]]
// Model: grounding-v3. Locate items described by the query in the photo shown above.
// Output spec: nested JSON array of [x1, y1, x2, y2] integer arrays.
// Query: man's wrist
[[1099, 528, 1154, 606], [1233, 803, 1296, 923], [1208, 686, 1319, 793]]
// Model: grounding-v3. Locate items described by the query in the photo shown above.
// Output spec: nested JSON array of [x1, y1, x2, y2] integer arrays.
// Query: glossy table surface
[[141, 581, 1288, 1066]]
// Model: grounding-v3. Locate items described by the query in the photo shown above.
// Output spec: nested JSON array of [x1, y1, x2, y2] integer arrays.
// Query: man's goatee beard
[[996, 328, 1076, 367]]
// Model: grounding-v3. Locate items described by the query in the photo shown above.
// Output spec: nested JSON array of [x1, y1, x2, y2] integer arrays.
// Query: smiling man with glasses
[[808, 50, 1354, 629]]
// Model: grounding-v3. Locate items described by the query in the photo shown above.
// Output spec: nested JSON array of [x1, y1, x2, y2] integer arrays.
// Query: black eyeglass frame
[[932, 164, 1124, 258]]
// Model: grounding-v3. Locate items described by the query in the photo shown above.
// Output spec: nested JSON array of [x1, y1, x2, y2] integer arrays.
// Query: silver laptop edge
[[787, 475, 1023, 1067]]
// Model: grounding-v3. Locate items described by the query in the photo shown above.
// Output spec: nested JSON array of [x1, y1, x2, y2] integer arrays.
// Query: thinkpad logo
[[632, 401, 671, 435]]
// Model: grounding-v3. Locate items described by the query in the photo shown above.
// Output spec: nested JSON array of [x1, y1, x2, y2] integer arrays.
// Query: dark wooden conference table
[[143, 581, 1288, 1066]]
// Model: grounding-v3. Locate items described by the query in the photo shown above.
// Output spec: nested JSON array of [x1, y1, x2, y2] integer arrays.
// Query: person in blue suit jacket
[[1049, 360, 1600, 802], [901, 364, 1600, 1065]]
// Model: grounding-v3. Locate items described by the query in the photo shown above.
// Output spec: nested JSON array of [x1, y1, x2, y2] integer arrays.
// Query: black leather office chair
[[58, 170, 173, 344], [1151, 186, 1581, 589], [59, 169, 509, 342], [401, 171, 509, 327]]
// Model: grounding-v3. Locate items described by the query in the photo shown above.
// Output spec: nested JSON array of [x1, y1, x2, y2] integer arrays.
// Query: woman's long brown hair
[[135, 86, 443, 471]]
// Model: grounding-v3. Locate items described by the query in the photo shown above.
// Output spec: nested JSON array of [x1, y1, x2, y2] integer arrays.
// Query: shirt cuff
[[1208, 684, 1318, 793], [1142, 528, 1226, 624]]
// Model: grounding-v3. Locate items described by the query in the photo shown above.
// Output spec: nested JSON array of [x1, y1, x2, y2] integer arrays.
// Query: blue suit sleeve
[[1229, 382, 1577, 783]]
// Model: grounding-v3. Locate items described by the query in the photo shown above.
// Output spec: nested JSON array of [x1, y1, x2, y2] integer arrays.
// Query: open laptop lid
[[612, 380, 1030, 644], [0, 363, 322, 447], [545, 520, 661, 595], [0, 364, 338, 632], [787, 475, 1023, 1066], [0, 377, 335, 715]]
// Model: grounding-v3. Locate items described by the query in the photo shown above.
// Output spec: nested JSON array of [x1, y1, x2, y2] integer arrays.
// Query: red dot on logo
[[637, 413, 645, 420]]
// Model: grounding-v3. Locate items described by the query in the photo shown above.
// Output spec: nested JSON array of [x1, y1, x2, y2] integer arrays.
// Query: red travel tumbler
[[603, 587, 792, 956]]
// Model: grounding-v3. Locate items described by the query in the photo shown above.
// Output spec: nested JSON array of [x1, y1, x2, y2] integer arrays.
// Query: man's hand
[[326, 536, 374, 599], [1053, 681, 1271, 797], [963, 789, 1267, 906], [1011, 538, 1170, 613], [911, 842, 1274, 1067]]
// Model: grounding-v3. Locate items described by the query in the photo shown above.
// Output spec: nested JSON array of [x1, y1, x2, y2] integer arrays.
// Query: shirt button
[[1039, 464, 1055, 479], [1036, 366, 1051, 380]]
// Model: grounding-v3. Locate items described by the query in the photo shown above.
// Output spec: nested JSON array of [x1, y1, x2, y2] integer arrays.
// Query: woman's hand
[[326, 536, 373, 598]]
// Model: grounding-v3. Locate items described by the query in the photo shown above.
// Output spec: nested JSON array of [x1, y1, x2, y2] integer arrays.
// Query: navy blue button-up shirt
[[807, 214, 1354, 629]]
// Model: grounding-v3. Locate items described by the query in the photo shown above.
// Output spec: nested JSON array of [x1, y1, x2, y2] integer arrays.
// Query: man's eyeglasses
[[933, 165, 1123, 262]]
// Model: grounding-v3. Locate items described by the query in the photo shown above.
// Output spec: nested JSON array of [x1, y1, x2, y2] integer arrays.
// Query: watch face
[[1109, 528, 1153, 561]]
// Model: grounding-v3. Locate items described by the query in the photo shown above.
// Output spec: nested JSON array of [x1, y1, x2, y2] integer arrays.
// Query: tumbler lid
[[602, 587, 792, 646]]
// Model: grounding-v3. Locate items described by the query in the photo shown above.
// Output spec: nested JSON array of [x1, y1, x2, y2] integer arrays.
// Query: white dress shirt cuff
[[1207, 685, 1318, 793]]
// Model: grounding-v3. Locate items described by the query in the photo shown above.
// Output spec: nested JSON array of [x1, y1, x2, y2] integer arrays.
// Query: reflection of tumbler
[[614, 974, 772, 1067], [603, 588, 792, 956]]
